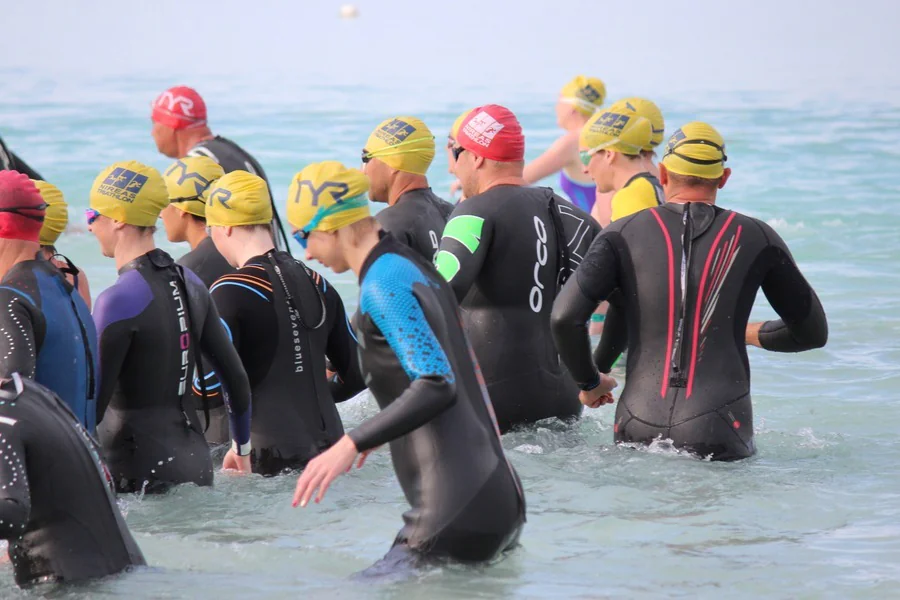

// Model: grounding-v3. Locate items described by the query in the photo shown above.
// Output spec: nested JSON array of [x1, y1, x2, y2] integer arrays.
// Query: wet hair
[[668, 172, 723, 190]]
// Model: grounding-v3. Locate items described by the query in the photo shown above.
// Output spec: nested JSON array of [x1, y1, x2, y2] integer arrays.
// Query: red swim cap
[[0, 171, 46, 243], [457, 104, 525, 162], [151, 86, 208, 130]]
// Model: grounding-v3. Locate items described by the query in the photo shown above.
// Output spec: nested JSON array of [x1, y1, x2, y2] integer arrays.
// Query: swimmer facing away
[[551, 122, 828, 460], [292, 161, 525, 571]]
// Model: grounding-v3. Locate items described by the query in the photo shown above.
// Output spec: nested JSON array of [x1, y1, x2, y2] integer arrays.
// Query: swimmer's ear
[[658, 164, 670, 186], [718, 168, 732, 189], [473, 154, 486, 169], [224, 226, 234, 238]]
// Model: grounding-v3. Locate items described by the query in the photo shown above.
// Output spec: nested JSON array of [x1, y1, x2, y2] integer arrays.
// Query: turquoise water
[[2, 71, 900, 598]]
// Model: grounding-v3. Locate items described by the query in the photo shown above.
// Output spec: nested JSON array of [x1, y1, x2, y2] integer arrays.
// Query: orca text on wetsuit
[[0, 374, 146, 587]]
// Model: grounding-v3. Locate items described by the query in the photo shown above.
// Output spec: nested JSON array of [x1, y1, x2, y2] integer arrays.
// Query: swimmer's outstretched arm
[[0, 289, 40, 381], [435, 207, 493, 302], [92, 289, 134, 423], [323, 284, 366, 402], [523, 133, 578, 185], [747, 223, 828, 352], [0, 418, 30, 540]]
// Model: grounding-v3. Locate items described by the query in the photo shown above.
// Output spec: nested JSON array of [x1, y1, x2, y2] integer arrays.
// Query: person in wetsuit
[[446, 110, 472, 200], [0, 136, 42, 180], [33, 179, 93, 308], [203, 168, 364, 473], [435, 105, 601, 433], [87, 160, 253, 492], [551, 122, 829, 461], [361, 116, 453, 261], [149, 85, 291, 252], [291, 187, 525, 570], [161, 156, 235, 288], [0, 374, 146, 587], [0, 171, 98, 432]]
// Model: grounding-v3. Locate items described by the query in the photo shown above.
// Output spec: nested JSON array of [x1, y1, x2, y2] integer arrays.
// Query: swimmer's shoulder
[[93, 270, 154, 328]]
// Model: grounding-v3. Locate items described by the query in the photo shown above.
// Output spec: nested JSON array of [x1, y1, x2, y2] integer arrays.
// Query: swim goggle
[[0, 203, 49, 222], [85, 208, 101, 226], [579, 139, 644, 165], [292, 194, 369, 249], [360, 134, 435, 164], [662, 138, 728, 166]]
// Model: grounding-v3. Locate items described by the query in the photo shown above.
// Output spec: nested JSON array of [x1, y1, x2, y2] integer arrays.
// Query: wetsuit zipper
[[670, 205, 694, 388]]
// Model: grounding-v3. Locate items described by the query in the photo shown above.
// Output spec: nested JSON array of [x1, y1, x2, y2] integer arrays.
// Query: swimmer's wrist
[[579, 373, 602, 392], [232, 440, 252, 457]]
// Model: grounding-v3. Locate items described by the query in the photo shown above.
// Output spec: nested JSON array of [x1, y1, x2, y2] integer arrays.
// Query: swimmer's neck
[[346, 228, 382, 278], [233, 234, 276, 268], [612, 163, 650, 192], [665, 190, 717, 205], [177, 126, 214, 158], [478, 174, 527, 194], [388, 174, 429, 206], [0, 240, 40, 280], [185, 220, 209, 250], [114, 234, 156, 271]]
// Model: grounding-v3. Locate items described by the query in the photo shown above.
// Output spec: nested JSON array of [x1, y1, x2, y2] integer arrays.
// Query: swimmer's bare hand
[[579, 374, 617, 408], [292, 435, 358, 508], [356, 445, 381, 469], [223, 449, 252, 474]]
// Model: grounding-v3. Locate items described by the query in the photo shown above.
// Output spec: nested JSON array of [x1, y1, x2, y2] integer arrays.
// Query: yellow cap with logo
[[163, 156, 225, 218], [364, 116, 435, 175], [580, 100, 652, 156], [619, 98, 665, 150], [287, 161, 370, 237], [89, 161, 168, 227], [560, 76, 606, 115], [33, 180, 67, 246], [449, 110, 471, 142], [662, 122, 728, 179], [205, 170, 273, 227]]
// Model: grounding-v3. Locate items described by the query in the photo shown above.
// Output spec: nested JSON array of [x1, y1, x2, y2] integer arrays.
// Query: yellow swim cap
[[662, 122, 728, 179], [287, 161, 370, 236], [560, 76, 607, 115], [163, 156, 225, 218], [619, 98, 665, 150], [89, 161, 168, 227], [205, 170, 273, 227], [449, 110, 471, 142], [580, 101, 652, 156], [364, 117, 435, 175], [33, 180, 67, 246]]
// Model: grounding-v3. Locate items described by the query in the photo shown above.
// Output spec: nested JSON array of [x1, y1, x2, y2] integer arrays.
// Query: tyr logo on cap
[[98, 168, 148, 203], [165, 160, 213, 196], [207, 187, 233, 209], [462, 111, 506, 149], [294, 180, 350, 207], [155, 91, 197, 117]]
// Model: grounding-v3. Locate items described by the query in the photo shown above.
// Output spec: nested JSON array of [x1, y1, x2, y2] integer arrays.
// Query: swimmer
[[435, 105, 601, 432], [291, 177, 525, 569], [551, 122, 828, 460], [447, 109, 473, 200], [580, 99, 662, 227], [361, 116, 453, 260], [523, 76, 607, 214], [0, 136, 42, 180], [0, 172, 98, 432], [161, 156, 234, 288], [150, 85, 291, 252], [88, 161, 252, 492], [205, 168, 364, 474], [0, 374, 146, 587], [33, 179, 92, 308]]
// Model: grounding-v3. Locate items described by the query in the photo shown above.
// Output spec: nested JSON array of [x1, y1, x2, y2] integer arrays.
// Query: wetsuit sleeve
[[322, 282, 365, 403], [91, 290, 134, 422], [0, 417, 30, 540], [0, 289, 41, 380], [551, 234, 622, 387], [434, 203, 492, 302], [593, 297, 628, 373], [199, 297, 252, 455], [755, 224, 828, 352], [348, 267, 458, 452]]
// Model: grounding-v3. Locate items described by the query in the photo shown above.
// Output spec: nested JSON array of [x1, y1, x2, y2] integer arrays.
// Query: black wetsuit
[[435, 185, 601, 432], [93, 250, 252, 492], [0, 375, 145, 587], [0, 136, 43, 180], [352, 233, 525, 566], [177, 237, 235, 289], [207, 251, 364, 475], [551, 203, 828, 460], [374, 188, 454, 261], [187, 136, 290, 251], [0, 258, 98, 432]]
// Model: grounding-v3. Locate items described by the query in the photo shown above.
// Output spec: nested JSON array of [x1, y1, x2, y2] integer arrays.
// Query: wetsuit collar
[[395, 187, 433, 206], [118, 248, 175, 275]]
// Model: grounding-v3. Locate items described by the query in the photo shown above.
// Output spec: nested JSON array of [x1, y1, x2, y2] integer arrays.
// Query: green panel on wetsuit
[[442, 215, 485, 254], [435, 251, 461, 281]]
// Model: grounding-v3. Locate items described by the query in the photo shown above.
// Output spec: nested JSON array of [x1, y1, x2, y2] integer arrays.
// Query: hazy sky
[[3, 0, 898, 97]]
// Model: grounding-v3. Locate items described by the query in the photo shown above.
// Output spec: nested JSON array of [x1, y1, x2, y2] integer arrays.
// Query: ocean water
[[1, 70, 899, 599]]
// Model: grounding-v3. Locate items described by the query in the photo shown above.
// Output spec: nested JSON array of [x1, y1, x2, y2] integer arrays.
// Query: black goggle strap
[[664, 139, 728, 165]]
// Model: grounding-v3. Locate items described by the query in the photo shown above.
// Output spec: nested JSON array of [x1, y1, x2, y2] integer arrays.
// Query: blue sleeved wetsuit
[[93, 249, 251, 493], [350, 232, 525, 567], [0, 257, 98, 432]]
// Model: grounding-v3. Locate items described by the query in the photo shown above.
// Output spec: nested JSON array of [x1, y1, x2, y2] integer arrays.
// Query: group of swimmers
[[0, 78, 828, 587]]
